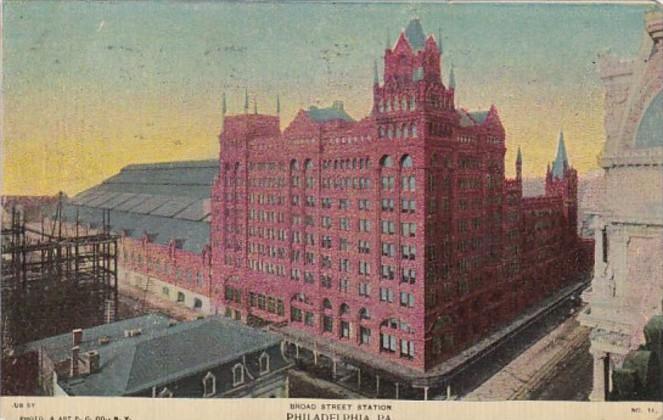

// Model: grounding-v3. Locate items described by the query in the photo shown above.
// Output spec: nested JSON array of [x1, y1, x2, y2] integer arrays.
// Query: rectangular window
[[323, 316, 333, 332], [360, 327, 371, 345], [358, 282, 370, 297], [381, 334, 397, 352], [291, 307, 302, 322], [341, 321, 350, 338]]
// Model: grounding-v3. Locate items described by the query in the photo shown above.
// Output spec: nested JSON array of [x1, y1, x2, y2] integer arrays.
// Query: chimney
[[72, 328, 83, 346], [70, 346, 80, 377], [87, 350, 100, 374]]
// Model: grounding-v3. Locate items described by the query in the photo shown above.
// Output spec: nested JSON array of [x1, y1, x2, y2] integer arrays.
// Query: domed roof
[[635, 89, 663, 148]]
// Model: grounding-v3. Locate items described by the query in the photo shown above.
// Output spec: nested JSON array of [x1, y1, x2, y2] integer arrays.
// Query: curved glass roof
[[635, 89, 663, 148]]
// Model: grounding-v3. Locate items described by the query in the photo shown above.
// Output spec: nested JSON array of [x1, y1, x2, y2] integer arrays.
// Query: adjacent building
[[579, 7, 663, 401], [17, 314, 292, 398], [56, 160, 217, 313]]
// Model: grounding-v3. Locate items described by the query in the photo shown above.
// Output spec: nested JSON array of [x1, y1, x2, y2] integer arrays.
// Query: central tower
[[373, 18, 456, 141]]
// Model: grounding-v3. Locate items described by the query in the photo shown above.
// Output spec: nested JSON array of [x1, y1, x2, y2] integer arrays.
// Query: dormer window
[[232, 363, 245, 387], [259, 352, 270, 375], [202, 372, 216, 397], [158, 387, 173, 398]]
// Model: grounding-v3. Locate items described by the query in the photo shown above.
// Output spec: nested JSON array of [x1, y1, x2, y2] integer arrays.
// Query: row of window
[[376, 96, 416, 113], [377, 123, 418, 140], [248, 292, 285, 316]]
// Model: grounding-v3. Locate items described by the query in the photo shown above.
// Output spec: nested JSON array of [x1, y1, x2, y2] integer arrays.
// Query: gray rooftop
[[307, 101, 354, 123], [63, 160, 216, 253], [22, 315, 285, 396], [458, 109, 490, 128]]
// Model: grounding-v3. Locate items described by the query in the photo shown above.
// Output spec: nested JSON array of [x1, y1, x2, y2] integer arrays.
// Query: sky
[[2, 1, 652, 196]]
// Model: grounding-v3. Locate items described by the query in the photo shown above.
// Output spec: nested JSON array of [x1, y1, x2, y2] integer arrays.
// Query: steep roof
[[27, 315, 285, 396], [62, 159, 216, 253], [552, 131, 569, 178], [404, 18, 426, 51]]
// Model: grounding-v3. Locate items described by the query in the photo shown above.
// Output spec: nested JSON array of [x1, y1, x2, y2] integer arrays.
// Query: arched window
[[386, 98, 392, 112], [380, 156, 394, 168], [232, 363, 245, 386], [259, 352, 270, 375], [409, 97, 416, 111], [304, 159, 313, 170], [202, 372, 216, 397], [378, 100, 384, 113], [352, 159, 357, 169], [411, 124, 417, 138], [395, 126, 402, 138], [290, 160, 299, 171], [401, 155, 413, 168], [323, 298, 332, 310], [194, 298, 203, 309], [387, 126, 394, 139], [379, 126, 385, 138], [359, 307, 370, 320], [401, 97, 408, 111], [339, 303, 350, 316]]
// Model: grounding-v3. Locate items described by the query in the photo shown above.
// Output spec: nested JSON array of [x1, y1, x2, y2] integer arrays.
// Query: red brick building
[[211, 19, 591, 372]]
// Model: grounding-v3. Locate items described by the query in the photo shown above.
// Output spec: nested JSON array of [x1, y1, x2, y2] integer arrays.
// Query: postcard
[[1, 1, 662, 419]]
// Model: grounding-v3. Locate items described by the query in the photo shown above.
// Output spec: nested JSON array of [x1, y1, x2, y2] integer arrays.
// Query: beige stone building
[[579, 7, 663, 401]]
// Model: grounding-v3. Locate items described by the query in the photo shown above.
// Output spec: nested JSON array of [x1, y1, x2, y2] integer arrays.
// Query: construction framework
[[1, 203, 119, 356]]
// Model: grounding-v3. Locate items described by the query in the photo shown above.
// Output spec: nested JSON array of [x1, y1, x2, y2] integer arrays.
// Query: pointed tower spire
[[222, 92, 227, 115], [276, 94, 280, 115], [551, 130, 569, 179], [448, 64, 456, 89], [244, 88, 249, 114], [516, 146, 523, 181], [437, 27, 443, 54], [373, 59, 379, 85], [254, 96, 258, 114]]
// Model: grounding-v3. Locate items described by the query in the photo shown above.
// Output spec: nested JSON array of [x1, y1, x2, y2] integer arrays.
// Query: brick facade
[[209, 19, 592, 372]]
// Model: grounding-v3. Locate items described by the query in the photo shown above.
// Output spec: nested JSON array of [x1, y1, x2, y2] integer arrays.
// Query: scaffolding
[[1, 201, 119, 356]]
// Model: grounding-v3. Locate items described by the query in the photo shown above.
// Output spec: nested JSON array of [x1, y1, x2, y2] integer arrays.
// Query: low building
[[18, 314, 293, 398]]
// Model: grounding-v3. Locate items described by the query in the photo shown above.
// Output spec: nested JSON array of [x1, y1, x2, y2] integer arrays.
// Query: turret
[[516, 146, 522, 182]]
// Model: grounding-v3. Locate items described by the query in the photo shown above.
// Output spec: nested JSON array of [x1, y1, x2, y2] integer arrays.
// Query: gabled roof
[[306, 101, 355, 123], [30, 315, 286, 396]]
